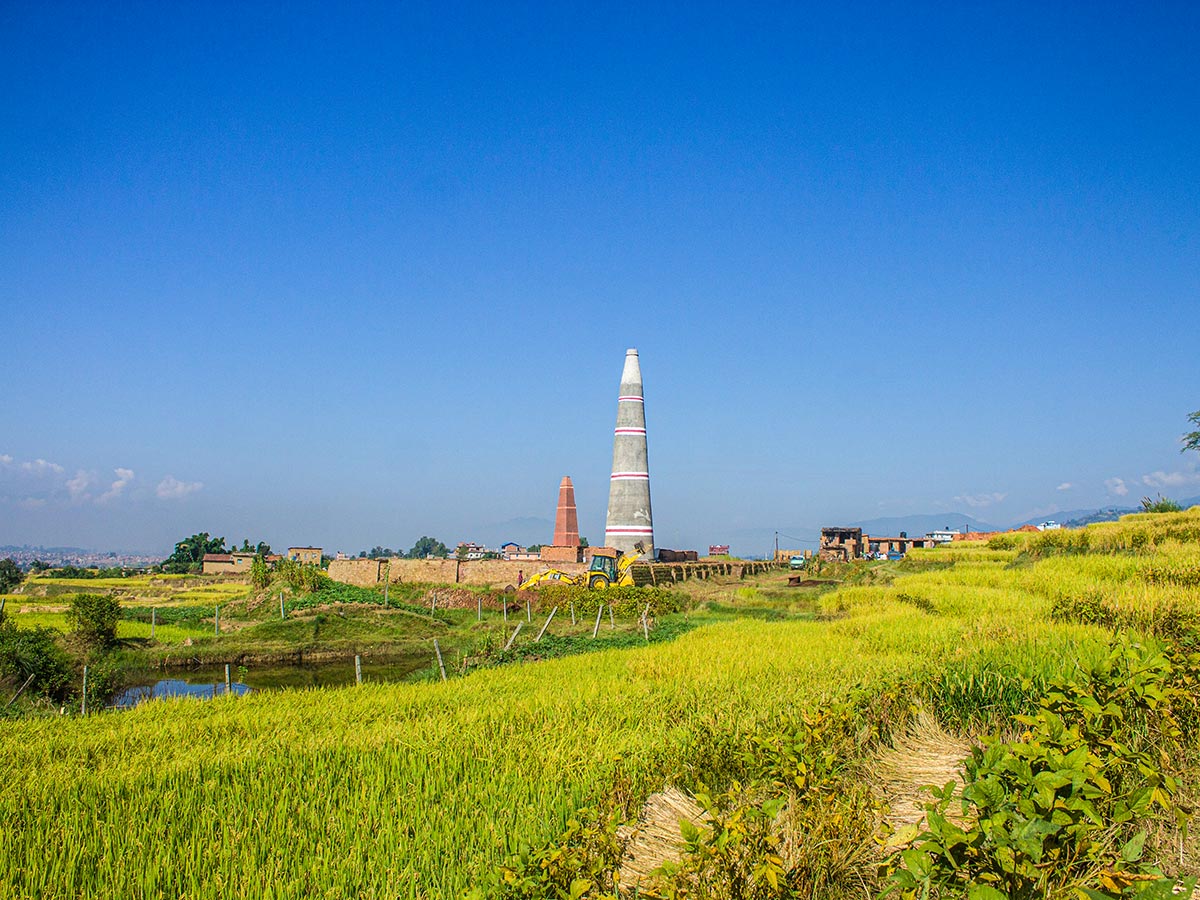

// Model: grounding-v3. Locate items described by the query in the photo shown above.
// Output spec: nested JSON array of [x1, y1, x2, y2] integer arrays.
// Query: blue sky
[[2, 2, 1198, 555]]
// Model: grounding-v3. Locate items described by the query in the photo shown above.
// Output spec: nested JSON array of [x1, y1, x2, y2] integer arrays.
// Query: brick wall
[[326, 558, 383, 586], [328, 557, 588, 588], [539, 546, 582, 563]]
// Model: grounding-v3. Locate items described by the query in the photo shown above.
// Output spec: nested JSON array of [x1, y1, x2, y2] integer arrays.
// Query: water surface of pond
[[112, 655, 430, 708]]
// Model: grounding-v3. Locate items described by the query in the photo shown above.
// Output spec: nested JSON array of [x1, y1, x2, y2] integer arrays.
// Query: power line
[[775, 531, 819, 545]]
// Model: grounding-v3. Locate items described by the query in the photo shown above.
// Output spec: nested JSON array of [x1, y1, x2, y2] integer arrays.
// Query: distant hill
[[1011, 508, 1136, 529], [849, 513, 1000, 537], [1057, 508, 1137, 528], [1019, 495, 1200, 530]]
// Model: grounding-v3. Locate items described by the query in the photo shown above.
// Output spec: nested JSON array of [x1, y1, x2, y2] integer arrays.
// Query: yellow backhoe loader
[[518, 547, 640, 590]]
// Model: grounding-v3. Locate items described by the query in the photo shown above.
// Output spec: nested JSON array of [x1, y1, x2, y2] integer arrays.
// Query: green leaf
[[1119, 830, 1146, 862], [968, 887, 1009, 900]]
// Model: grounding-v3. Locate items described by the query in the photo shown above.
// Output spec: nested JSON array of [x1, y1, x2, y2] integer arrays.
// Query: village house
[[287, 546, 322, 564], [927, 528, 961, 544], [202, 552, 254, 575], [819, 527, 934, 561], [202, 552, 282, 575], [499, 542, 540, 561]]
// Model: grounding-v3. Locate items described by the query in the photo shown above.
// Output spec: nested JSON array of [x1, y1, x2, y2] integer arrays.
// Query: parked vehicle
[[789, 555, 806, 570]]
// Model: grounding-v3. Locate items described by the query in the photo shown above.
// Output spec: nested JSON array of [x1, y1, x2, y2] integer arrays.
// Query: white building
[[1037, 521, 1062, 531], [927, 528, 961, 544]]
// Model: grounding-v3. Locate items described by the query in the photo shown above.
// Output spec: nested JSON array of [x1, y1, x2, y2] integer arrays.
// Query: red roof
[[202, 554, 233, 563]]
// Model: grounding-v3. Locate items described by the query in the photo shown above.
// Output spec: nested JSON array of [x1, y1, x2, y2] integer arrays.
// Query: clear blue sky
[[2, 2, 1198, 555]]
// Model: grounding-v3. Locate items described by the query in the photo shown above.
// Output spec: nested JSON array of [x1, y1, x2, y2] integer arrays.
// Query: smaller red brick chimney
[[552, 476, 580, 547]]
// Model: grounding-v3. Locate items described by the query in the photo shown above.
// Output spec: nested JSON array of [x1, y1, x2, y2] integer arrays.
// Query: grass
[[5, 509, 1200, 897]]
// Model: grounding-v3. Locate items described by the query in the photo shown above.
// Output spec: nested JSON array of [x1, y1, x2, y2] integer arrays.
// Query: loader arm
[[519, 569, 581, 589]]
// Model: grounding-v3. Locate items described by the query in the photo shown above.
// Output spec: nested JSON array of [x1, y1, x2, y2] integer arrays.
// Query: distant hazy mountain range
[[851, 494, 1200, 538], [848, 513, 1000, 537]]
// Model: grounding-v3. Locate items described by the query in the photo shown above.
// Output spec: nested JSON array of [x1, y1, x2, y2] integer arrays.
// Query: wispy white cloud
[[18, 497, 47, 509], [98, 467, 135, 503], [953, 491, 1008, 509], [156, 475, 203, 500], [0, 454, 12, 466], [1141, 470, 1200, 489], [66, 470, 93, 501], [1056, 482, 1073, 491], [20, 458, 64, 476], [1105, 477, 1129, 497]]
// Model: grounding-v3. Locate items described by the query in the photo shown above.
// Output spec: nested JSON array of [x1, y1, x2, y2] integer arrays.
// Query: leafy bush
[[272, 558, 330, 593], [66, 593, 121, 649], [0, 620, 72, 701], [81, 655, 125, 708], [0, 558, 23, 593], [887, 635, 1194, 899]]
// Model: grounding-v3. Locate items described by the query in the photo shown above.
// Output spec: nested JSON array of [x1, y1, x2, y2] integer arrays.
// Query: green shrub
[[81, 655, 125, 708], [66, 593, 121, 649], [0, 558, 23, 593], [272, 558, 330, 593], [888, 635, 1193, 899], [0, 620, 72, 701]]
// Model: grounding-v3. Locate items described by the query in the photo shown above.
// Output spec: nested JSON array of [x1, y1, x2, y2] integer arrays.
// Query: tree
[[1184, 409, 1200, 455], [579, 537, 589, 549], [0, 558, 23, 594], [407, 536, 448, 559], [66, 593, 121, 649], [161, 533, 227, 574]]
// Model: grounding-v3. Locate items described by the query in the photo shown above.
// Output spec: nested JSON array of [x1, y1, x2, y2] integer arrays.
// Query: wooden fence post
[[6, 672, 35, 708], [280, 592, 286, 620], [477, 594, 482, 622], [526, 599, 531, 623], [434, 639, 447, 681], [355, 655, 362, 685], [214, 605, 219, 635], [592, 605, 604, 639], [504, 621, 524, 651], [151, 608, 156, 640], [609, 606, 615, 630], [81, 665, 88, 716], [225, 664, 231, 694], [570, 603, 576, 626], [536, 607, 558, 642]]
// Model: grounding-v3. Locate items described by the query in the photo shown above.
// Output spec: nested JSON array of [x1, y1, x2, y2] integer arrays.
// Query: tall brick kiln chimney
[[552, 476, 580, 547], [604, 349, 654, 556]]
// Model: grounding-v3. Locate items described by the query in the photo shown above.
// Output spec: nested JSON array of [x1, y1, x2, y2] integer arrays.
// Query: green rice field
[[3, 510, 1200, 897]]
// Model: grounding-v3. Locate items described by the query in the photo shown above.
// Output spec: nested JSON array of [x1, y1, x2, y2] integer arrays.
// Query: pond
[[111, 655, 432, 708]]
